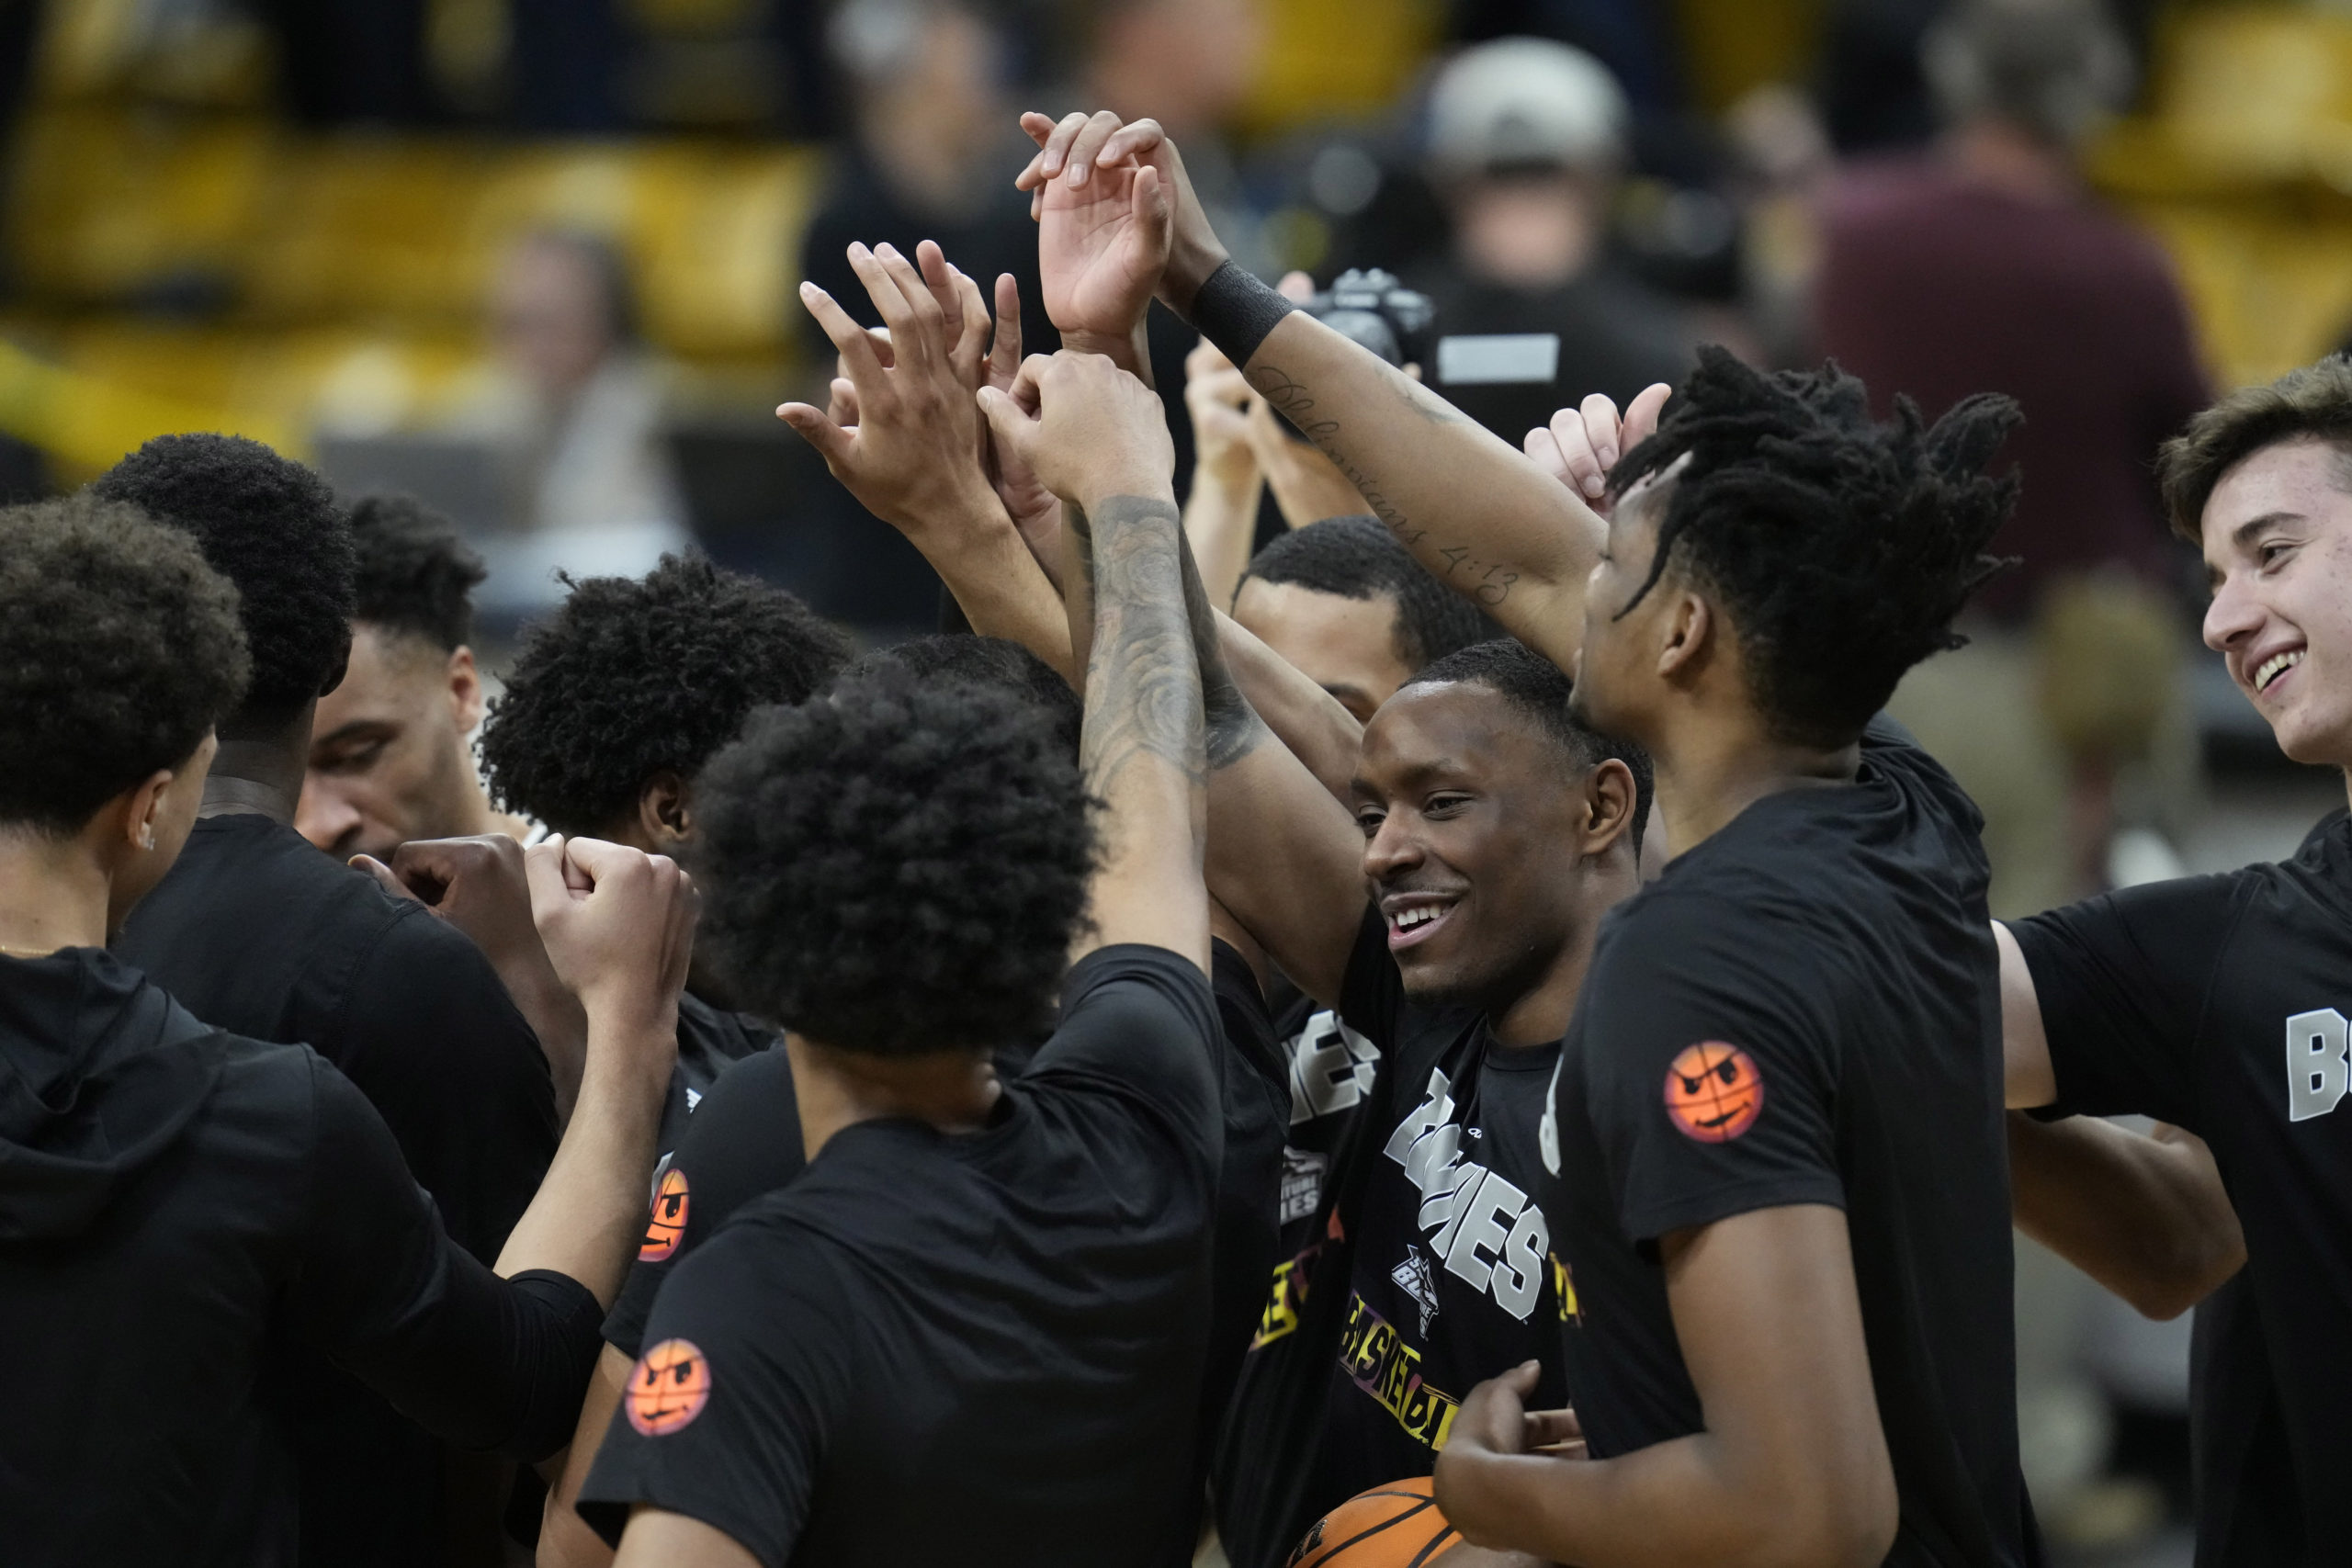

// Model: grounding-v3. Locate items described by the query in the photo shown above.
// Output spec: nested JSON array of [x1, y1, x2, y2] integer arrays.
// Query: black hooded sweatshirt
[[0, 947, 603, 1568]]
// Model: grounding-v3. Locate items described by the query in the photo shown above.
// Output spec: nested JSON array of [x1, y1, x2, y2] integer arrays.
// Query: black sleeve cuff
[[1188, 259, 1296, 367], [499, 1268, 608, 1462]]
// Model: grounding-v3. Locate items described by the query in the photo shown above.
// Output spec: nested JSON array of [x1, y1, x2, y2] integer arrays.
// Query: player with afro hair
[[0, 493, 250, 838], [694, 667, 1092, 1053], [93, 432, 355, 730], [842, 633, 1083, 761], [480, 553, 854, 845]]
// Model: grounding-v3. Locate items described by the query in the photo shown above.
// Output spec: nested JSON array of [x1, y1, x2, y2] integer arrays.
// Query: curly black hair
[[0, 495, 251, 833], [1407, 638, 1653, 855], [91, 434, 353, 723], [845, 634, 1082, 759], [349, 493, 487, 652], [1608, 347, 2018, 749], [693, 668, 1094, 1055], [481, 553, 855, 836], [1243, 514, 1501, 668]]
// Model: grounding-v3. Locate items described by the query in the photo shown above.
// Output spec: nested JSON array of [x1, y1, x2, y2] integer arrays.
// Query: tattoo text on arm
[[1244, 360, 1520, 607]]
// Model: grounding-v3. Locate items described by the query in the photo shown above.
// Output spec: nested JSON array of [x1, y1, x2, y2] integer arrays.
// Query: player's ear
[[446, 646, 485, 731], [638, 770, 692, 848], [1579, 757, 1637, 863]]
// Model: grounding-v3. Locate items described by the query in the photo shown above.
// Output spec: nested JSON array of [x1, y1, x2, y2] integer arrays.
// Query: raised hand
[[778, 240, 1001, 536], [978, 352, 1175, 512], [1523, 384, 1675, 505], [1015, 110, 1173, 354], [971, 267, 1065, 581], [1186, 339, 1258, 491], [526, 836, 695, 1058], [1019, 110, 1229, 318]]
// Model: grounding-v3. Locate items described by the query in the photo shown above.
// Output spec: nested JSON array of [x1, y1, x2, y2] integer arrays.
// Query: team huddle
[[4, 107, 2348, 1568]]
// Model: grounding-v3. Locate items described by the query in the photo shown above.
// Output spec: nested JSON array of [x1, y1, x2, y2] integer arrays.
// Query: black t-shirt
[[112, 811, 560, 1568], [0, 948, 601, 1568], [2012, 807, 2352, 1564], [577, 944, 1223, 1568], [605, 1039, 803, 1361], [1547, 717, 2037, 1568], [2188, 1270, 2301, 1568], [1216, 908, 1571, 1568]]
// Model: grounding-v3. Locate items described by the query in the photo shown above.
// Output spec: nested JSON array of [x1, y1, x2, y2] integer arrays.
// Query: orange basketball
[[1284, 1476, 1462, 1568], [639, 1167, 690, 1261]]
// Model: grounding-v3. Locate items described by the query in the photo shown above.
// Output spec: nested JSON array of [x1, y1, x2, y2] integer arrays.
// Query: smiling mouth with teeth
[[2254, 649, 2305, 693]]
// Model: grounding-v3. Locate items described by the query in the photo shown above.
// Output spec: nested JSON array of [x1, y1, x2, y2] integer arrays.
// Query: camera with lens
[[1274, 268, 1434, 442]]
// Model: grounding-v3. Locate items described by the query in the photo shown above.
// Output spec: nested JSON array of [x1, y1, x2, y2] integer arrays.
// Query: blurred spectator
[[800, 0, 1050, 362], [1080, 0, 1263, 142], [1814, 0, 2207, 916], [792, 0, 1048, 630], [450, 230, 690, 615], [1407, 39, 1690, 449]]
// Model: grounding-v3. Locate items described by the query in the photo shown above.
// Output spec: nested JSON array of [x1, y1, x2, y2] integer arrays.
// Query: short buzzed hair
[[2157, 355, 2352, 544], [349, 494, 487, 653], [1404, 638, 1654, 854], [1244, 515, 1500, 669]]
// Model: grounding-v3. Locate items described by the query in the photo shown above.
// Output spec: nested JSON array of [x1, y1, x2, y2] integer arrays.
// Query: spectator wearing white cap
[[1408, 37, 1691, 447]]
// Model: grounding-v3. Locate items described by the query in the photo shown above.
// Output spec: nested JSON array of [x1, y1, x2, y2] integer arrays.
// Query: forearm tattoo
[[1176, 536, 1268, 772], [1077, 495, 1205, 793], [1245, 358, 1521, 608]]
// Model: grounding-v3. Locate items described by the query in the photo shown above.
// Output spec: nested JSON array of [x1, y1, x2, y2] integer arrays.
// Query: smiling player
[[2000, 355, 2352, 1566], [1016, 107, 2033, 1566]]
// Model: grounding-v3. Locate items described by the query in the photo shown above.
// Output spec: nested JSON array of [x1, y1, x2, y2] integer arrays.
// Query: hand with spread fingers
[[1014, 109, 1174, 370], [778, 240, 1002, 536]]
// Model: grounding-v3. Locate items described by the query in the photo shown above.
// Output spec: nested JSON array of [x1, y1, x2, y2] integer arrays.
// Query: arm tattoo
[[1176, 534, 1269, 772], [1078, 495, 1205, 794], [1244, 360, 1516, 606]]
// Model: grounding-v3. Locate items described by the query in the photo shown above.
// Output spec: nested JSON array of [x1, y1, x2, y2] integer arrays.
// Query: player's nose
[[295, 780, 359, 852]]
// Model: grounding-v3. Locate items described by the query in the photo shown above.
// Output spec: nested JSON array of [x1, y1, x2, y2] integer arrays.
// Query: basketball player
[[532, 634, 1155, 1568], [576, 349, 1225, 1567], [0, 494, 693, 1565], [297, 493, 528, 861], [1015, 110, 2035, 1564], [98, 434, 572, 1568], [1233, 515, 1500, 725], [1999, 355, 2352, 1565]]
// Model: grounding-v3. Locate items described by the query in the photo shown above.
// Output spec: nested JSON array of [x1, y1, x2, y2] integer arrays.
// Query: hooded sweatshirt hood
[[0, 947, 222, 1239]]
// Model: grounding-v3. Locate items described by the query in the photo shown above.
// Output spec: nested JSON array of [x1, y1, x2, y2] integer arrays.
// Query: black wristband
[[1188, 259, 1296, 368]]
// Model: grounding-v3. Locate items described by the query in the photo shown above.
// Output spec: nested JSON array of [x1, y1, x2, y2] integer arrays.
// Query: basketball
[[1283, 1476, 1462, 1567]]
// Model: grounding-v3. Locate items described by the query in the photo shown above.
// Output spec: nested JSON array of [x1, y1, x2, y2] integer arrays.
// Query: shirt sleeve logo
[[1663, 1043, 1764, 1143], [627, 1338, 711, 1436], [638, 1168, 690, 1262]]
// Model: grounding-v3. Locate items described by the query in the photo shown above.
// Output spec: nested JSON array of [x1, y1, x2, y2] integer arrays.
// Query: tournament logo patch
[[1663, 1043, 1764, 1143], [639, 1167, 690, 1262], [627, 1338, 711, 1436]]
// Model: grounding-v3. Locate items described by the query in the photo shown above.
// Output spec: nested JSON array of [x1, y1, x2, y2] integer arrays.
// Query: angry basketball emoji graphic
[[627, 1338, 711, 1436], [1663, 1043, 1764, 1143], [639, 1167, 690, 1262]]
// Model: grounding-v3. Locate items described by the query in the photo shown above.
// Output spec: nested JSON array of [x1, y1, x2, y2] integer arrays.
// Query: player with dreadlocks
[[1015, 109, 2036, 1566]]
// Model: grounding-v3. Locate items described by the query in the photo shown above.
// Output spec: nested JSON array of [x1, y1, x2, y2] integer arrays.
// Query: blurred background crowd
[[2, 0, 2347, 1561]]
